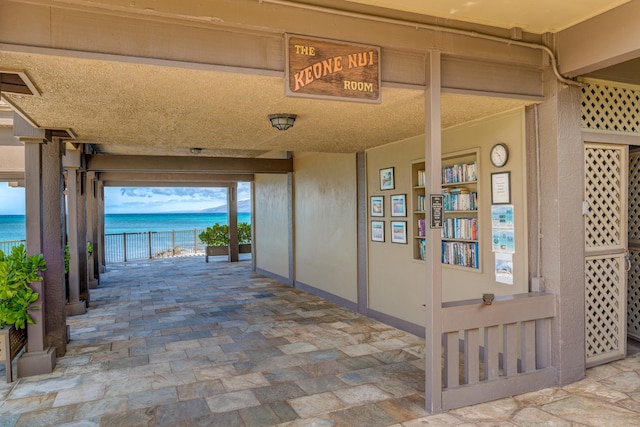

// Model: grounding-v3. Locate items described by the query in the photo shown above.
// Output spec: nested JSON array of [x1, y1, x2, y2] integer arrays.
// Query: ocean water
[[0, 213, 251, 242]]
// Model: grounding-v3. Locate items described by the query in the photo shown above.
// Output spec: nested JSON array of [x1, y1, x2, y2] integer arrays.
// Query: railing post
[[171, 230, 176, 256], [148, 232, 152, 259], [123, 233, 127, 262]]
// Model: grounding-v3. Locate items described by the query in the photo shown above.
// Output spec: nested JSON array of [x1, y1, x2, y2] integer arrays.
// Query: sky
[[0, 182, 251, 215]]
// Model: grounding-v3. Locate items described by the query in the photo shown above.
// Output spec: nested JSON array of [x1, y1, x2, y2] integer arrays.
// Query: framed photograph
[[379, 167, 395, 190], [371, 221, 385, 242], [390, 194, 407, 217], [390, 221, 408, 244], [491, 172, 511, 204], [370, 196, 384, 217]]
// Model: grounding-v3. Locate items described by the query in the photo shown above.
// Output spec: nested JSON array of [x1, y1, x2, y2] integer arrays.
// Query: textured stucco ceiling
[[343, 0, 630, 34], [0, 50, 530, 157]]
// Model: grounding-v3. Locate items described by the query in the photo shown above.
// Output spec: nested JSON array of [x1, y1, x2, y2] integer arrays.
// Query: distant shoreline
[[0, 212, 252, 242]]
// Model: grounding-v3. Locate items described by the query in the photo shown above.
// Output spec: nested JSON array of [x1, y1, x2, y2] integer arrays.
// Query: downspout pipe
[[260, 0, 584, 87]]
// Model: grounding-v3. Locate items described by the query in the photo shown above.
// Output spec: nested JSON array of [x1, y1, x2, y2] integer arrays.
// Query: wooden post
[[424, 49, 443, 413], [228, 183, 239, 262]]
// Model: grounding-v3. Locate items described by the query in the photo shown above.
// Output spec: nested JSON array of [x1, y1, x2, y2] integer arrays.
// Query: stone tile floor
[[0, 256, 639, 426]]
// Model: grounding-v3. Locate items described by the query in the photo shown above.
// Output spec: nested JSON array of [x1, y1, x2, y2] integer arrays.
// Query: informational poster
[[491, 204, 515, 284], [495, 252, 514, 285], [492, 229, 515, 253], [491, 205, 514, 229]]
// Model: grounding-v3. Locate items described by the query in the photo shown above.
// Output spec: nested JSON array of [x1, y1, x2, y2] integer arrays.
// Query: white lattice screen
[[584, 143, 627, 367], [585, 255, 626, 365], [584, 147, 624, 251], [628, 151, 640, 341], [628, 249, 640, 341], [582, 82, 640, 134]]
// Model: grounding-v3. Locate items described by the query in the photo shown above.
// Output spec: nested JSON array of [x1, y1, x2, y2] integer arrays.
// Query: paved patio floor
[[1, 256, 640, 426]]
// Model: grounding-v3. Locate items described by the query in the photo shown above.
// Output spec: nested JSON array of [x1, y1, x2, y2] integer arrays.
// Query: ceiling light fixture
[[268, 113, 297, 131], [190, 147, 202, 154]]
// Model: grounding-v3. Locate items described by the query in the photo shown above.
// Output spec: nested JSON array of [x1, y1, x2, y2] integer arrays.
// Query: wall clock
[[490, 143, 509, 168]]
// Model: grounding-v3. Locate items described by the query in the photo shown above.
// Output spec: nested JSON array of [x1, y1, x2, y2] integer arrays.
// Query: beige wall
[[367, 108, 528, 326], [441, 109, 529, 301], [294, 152, 358, 302], [366, 137, 427, 326], [254, 173, 289, 279]]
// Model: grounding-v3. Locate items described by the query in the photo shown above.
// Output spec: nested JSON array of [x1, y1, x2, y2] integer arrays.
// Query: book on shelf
[[419, 238, 426, 260], [442, 218, 478, 240], [442, 161, 477, 184], [417, 218, 426, 237], [441, 241, 479, 269], [416, 195, 426, 212], [417, 170, 426, 187], [441, 192, 477, 211]]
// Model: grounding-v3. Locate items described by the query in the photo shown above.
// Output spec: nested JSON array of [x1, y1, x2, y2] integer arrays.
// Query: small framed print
[[371, 220, 385, 242], [370, 196, 384, 217], [390, 194, 407, 217], [491, 172, 511, 204], [379, 167, 395, 190], [390, 221, 407, 244]]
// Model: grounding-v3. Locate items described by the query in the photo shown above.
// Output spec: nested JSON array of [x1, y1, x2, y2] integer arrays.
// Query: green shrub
[[199, 222, 252, 246], [0, 245, 46, 329]]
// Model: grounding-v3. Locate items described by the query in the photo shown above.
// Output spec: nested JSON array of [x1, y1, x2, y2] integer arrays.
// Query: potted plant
[[0, 244, 46, 381], [199, 222, 252, 261]]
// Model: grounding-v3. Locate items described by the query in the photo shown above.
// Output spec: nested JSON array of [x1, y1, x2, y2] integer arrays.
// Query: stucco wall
[[366, 137, 428, 326], [440, 109, 529, 300], [367, 109, 528, 327], [254, 173, 289, 280], [294, 152, 358, 303]]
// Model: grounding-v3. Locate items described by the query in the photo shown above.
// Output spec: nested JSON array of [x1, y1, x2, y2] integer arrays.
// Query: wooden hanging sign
[[286, 35, 381, 103]]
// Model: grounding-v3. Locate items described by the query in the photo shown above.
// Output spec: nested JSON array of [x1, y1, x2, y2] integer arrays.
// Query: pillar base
[[89, 279, 99, 289], [66, 300, 86, 316], [17, 347, 56, 378]]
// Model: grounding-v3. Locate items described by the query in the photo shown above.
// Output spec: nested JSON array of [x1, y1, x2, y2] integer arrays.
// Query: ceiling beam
[[102, 180, 244, 187], [558, 1, 640, 76], [97, 172, 255, 183], [86, 155, 293, 174]]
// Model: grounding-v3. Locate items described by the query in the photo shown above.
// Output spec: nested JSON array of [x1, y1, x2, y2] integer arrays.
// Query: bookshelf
[[411, 148, 481, 270], [411, 160, 427, 261], [441, 148, 480, 270]]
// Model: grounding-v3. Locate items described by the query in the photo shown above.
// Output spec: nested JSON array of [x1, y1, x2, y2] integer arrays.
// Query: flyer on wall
[[491, 205, 514, 228], [495, 252, 514, 285]]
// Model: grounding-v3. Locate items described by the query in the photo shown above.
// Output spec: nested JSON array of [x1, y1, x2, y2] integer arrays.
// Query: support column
[[97, 180, 106, 273], [77, 170, 89, 305], [14, 114, 63, 375], [228, 182, 239, 262], [86, 171, 99, 289], [63, 149, 86, 316], [424, 49, 443, 414], [534, 71, 585, 385], [356, 152, 368, 315]]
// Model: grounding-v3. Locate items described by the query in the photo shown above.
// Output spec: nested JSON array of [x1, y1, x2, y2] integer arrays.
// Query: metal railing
[[104, 229, 207, 263], [0, 240, 26, 254]]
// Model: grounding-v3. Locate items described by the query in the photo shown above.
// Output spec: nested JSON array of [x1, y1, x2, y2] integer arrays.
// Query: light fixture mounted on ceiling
[[268, 113, 297, 131], [190, 147, 202, 154]]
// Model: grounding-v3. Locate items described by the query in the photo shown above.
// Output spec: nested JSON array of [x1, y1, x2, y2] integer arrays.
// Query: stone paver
[[0, 256, 638, 426]]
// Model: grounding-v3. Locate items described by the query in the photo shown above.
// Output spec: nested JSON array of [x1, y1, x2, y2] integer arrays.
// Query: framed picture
[[371, 221, 385, 242], [379, 167, 395, 190], [491, 172, 511, 204], [390, 194, 406, 217], [370, 196, 384, 217], [390, 221, 407, 244]]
